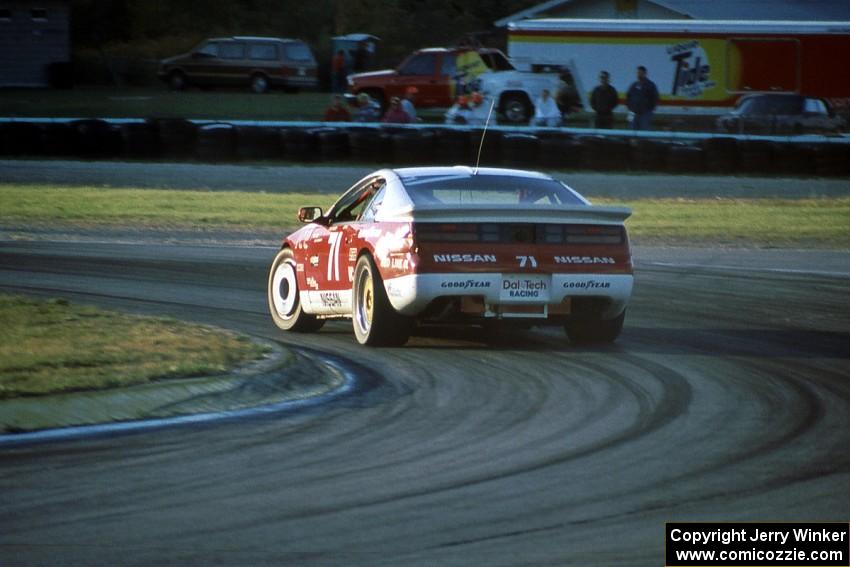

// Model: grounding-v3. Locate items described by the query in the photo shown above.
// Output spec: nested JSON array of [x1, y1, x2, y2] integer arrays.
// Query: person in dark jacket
[[590, 70, 618, 129], [331, 50, 347, 93], [626, 65, 660, 130]]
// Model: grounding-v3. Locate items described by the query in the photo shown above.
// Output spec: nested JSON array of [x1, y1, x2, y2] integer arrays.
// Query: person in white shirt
[[532, 89, 562, 127]]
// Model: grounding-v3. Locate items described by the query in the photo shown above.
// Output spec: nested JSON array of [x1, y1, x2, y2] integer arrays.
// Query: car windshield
[[285, 42, 314, 62], [479, 51, 515, 71], [401, 174, 586, 206]]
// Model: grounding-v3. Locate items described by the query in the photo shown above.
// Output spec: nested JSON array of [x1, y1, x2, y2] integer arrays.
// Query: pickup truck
[[347, 47, 561, 124]]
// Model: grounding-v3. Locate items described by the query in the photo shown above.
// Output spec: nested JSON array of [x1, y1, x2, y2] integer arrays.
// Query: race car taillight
[[414, 223, 482, 242], [563, 225, 624, 244]]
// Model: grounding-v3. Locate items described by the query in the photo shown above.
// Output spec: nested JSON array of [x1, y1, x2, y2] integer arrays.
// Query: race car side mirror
[[298, 206, 323, 223]]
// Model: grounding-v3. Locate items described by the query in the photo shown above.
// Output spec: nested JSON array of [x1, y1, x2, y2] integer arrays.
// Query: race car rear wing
[[382, 203, 632, 225]]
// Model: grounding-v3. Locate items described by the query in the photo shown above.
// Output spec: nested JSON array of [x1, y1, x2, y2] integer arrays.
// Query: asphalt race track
[[1, 234, 849, 566], [2, 161, 850, 565]]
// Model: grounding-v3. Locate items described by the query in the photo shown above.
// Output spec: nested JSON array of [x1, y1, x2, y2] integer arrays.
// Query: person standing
[[590, 70, 619, 129], [626, 65, 659, 131], [400, 87, 419, 122], [323, 94, 351, 122], [532, 89, 562, 127], [331, 50, 347, 94], [381, 97, 412, 123], [555, 70, 581, 115], [353, 93, 381, 122]]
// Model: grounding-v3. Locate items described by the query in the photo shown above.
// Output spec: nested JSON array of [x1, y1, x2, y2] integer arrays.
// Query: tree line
[[71, 0, 536, 66]]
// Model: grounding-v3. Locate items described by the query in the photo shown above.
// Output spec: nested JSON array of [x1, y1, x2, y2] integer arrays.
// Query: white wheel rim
[[354, 268, 373, 335], [272, 260, 297, 319]]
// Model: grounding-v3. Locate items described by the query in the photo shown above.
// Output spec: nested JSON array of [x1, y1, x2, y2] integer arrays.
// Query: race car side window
[[329, 178, 385, 224], [359, 185, 386, 222]]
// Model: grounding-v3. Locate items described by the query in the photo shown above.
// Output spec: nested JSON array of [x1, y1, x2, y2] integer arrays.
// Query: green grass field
[[0, 295, 269, 399], [1, 184, 848, 247], [0, 87, 445, 122], [0, 86, 698, 129], [1, 87, 334, 121]]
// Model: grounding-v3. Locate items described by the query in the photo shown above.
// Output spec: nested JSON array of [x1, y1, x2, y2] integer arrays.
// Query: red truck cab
[[347, 47, 513, 108]]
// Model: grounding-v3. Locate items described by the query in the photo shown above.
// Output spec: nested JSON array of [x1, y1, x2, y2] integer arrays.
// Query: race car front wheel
[[353, 255, 412, 346], [268, 248, 324, 332]]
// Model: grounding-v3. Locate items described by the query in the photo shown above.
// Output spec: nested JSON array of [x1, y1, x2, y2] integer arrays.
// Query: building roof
[[495, 0, 850, 26]]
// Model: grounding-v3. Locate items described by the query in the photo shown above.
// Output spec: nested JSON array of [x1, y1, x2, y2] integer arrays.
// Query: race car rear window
[[402, 175, 587, 206]]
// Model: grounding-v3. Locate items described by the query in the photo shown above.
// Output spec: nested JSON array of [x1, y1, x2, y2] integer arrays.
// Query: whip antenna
[[473, 98, 496, 175]]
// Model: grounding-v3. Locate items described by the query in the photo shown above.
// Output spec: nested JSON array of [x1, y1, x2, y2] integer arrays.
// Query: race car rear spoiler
[[383, 203, 632, 225]]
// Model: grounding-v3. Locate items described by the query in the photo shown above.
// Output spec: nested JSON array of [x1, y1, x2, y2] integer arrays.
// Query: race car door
[[300, 176, 384, 315]]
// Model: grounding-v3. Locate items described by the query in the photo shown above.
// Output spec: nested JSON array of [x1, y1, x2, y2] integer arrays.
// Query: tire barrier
[[468, 128, 501, 166], [666, 143, 705, 174], [736, 140, 773, 174], [5, 119, 849, 177], [812, 143, 849, 177], [72, 119, 122, 158], [0, 121, 43, 156], [581, 136, 631, 171], [316, 128, 349, 161], [702, 137, 737, 173], [433, 129, 470, 164], [121, 121, 160, 158], [40, 122, 79, 156], [391, 129, 436, 164], [537, 133, 578, 167], [156, 118, 198, 159], [196, 123, 236, 162], [500, 133, 539, 167], [771, 142, 815, 176], [235, 125, 283, 161], [631, 138, 669, 171], [348, 128, 392, 163], [282, 128, 320, 162]]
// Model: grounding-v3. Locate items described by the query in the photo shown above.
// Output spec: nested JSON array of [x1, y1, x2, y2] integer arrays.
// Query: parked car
[[267, 166, 634, 346], [716, 94, 844, 135], [347, 47, 560, 123], [158, 36, 318, 94]]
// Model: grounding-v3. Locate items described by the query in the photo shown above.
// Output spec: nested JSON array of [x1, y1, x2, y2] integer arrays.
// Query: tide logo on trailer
[[668, 40, 715, 97]]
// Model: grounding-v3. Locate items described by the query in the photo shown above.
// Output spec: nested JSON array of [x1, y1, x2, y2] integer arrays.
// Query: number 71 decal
[[327, 232, 342, 280], [516, 255, 538, 268]]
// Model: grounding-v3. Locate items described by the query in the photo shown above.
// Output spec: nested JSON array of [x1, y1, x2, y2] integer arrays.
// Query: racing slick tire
[[353, 255, 412, 347], [268, 248, 325, 333], [565, 308, 625, 345]]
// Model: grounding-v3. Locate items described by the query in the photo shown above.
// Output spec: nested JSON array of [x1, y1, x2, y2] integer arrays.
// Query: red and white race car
[[267, 166, 633, 346]]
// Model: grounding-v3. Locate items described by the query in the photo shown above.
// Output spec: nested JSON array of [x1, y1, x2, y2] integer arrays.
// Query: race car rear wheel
[[353, 254, 412, 346], [268, 248, 324, 332], [565, 308, 625, 344]]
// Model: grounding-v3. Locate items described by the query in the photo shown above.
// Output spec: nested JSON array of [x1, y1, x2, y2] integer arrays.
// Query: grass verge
[[1, 88, 332, 121], [0, 295, 270, 399], [0, 185, 335, 233], [597, 197, 850, 248], [1, 184, 849, 247]]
